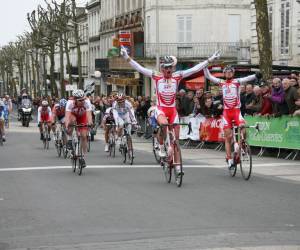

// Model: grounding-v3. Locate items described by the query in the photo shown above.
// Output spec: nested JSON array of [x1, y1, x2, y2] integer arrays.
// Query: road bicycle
[[41, 122, 50, 150], [159, 122, 191, 187], [229, 122, 260, 180], [54, 122, 67, 158], [119, 122, 135, 165], [106, 123, 117, 157], [70, 124, 90, 176]]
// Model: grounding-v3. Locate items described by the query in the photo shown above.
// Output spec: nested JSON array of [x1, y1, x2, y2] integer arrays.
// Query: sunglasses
[[77, 99, 85, 102]]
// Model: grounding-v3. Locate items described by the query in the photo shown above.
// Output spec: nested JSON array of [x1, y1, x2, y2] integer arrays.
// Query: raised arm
[[237, 74, 257, 84], [120, 46, 153, 78], [203, 67, 222, 85], [181, 50, 221, 79]]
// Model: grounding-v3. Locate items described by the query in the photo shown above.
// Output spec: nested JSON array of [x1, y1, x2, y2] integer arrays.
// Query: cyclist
[[51, 98, 67, 142], [65, 89, 93, 168], [204, 65, 261, 169], [37, 100, 52, 141], [102, 106, 116, 152], [120, 46, 220, 170], [112, 93, 137, 148], [0, 100, 6, 141]]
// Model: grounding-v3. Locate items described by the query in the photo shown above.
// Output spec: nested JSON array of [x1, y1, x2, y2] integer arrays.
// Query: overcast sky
[[0, 0, 86, 46]]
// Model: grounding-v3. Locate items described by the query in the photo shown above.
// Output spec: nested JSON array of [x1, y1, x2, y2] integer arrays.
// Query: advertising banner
[[245, 116, 300, 150], [200, 117, 224, 142]]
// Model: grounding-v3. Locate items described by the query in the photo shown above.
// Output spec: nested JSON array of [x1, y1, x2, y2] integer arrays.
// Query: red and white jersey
[[220, 79, 241, 109], [153, 73, 182, 107], [66, 98, 92, 117], [52, 104, 65, 118], [37, 106, 52, 123]]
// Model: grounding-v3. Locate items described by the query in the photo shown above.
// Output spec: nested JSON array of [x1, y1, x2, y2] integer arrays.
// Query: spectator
[[289, 78, 298, 89], [259, 84, 273, 116], [282, 78, 299, 114], [195, 88, 205, 108], [201, 97, 214, 118], [176, 89, 186, 117], [182, 91, 194, 116], [192, 96, 202, 116], [244, 84, 255, 115], [293, 99, 300, 116], [246, 86, 263, 115], [268, 78, 289, 116]]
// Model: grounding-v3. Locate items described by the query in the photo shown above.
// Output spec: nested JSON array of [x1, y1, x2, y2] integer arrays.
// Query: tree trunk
[[64, 32, 72, 86], [18, 63, 24, 91], [254, 0, 272, 81], [43, 54, 48, 97], [30, 52, 37, 98], [49, 44, 58, 97], [35, 51, 41, 97], [59, 35, 65, 98], [72, 0, 83, 89]]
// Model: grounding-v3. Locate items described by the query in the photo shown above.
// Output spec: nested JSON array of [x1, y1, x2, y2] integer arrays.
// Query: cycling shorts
[[155, 106, 179, 124], [222, 109, 245, 130]]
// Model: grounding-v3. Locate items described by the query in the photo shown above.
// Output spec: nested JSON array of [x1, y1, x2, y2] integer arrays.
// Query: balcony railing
[[144, 42, 250, 61]]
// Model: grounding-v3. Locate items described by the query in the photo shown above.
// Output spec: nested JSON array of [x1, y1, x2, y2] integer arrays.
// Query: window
[[228, 15, 240, 42], [280, 0, 290, 55], [177, 15, 192, 43]]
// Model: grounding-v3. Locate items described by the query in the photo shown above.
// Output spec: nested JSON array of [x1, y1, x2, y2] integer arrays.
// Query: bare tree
[[254, 0, 272, 81]]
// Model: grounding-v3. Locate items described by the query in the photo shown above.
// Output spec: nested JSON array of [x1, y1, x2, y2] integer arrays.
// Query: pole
[[155, 0, 160, 72]]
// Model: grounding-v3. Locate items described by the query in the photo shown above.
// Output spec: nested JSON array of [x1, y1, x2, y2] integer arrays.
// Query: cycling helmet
[[223, 65, 235, 74], [160, 56, 177, 68], [59, 98, 67, 107], [73, 89, 85, 99], [116, 93, 125, 102], [41, 100, 49, 107]]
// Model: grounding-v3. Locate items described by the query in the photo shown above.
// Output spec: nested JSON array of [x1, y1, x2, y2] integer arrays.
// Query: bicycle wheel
[[127, 135, 134, 165], [63, 145, 68, 159], [173, 141, 183, 187], [240, 141, 252, 180], [152, 136, 160, 163], [0, 131, 3, 146], [46, 131, 50, 150], [228, 144, 237, 177], [87, 135, 91, 152], [77, 140, 83, 176], [71, 149, 77, 173]]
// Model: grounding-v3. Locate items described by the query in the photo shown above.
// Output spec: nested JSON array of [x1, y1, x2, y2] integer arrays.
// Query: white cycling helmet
[[116, 93, 125, 102], [41, 100, 49, 107], [73, 89, 85, 99]]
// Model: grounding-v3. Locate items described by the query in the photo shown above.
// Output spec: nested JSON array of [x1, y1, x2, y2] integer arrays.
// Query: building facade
[[251, 0, 300, 66]]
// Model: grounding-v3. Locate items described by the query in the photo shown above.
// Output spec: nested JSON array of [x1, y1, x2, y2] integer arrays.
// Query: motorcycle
[[20, 100, 32, 127]]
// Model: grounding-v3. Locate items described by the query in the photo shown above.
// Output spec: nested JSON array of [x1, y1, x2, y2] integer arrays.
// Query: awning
[[185, 72, 224, 91]]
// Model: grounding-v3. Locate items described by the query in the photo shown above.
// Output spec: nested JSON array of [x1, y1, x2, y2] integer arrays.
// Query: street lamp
[[94, 70, 101, 96]]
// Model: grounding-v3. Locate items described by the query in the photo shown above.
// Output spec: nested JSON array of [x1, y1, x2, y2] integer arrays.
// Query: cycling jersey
[[66, 98, 92, 127], [38, 107, 52, 123], [112, 100, 136, 123], [52, 104, 65, 119], [102, 107, 115, 125]]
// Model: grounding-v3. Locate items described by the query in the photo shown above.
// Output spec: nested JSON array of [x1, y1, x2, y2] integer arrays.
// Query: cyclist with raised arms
[[120, 46, 220, 168], [204, 65, 261, 169]]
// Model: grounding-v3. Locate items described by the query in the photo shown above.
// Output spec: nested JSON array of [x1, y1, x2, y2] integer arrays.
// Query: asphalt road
[[0, 120, 299, 250]]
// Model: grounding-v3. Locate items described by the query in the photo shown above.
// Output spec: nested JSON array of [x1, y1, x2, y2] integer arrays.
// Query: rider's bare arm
[[203, 67, 222, 85], [180, 60, 209, 79], [236, 74, 257, 84]]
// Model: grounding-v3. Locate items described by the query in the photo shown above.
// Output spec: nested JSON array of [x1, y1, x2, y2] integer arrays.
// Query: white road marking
[[0, 162, 299, 172]]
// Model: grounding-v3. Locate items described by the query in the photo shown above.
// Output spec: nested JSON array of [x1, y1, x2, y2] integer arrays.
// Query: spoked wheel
[[72, 155, 77, 173], [87, 135, 91, 152], [152, 136, 160, 163], [240, 141, 252, 180], [56, 140, 62, 157], [122, 146, 127, 163], [0, 133, 3, 146], [63, 145, 68, 159], [229, 144, 237, 177], [173, 141, 183, 187], [126, 136, 134, 165], [109, 135, 116, 157], [162, 162, 172, 183], [77, 159, 83, 176], [77, 142, 83, 176]]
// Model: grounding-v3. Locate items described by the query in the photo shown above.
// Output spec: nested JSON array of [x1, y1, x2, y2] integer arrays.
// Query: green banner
[[245, 115, 300, 150]]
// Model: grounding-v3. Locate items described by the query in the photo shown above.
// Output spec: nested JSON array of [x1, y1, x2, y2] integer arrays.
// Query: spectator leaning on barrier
[[240, 84, 247, 116], [192, 96, 202, 116], [259, 83, 273, 116], [246, 85, 263, 115], [282, 78, 299, 115], [268, 78, 289, 116], [182, 91, 195, 116], [195, 88, 205, 108], [244, 84, 256, 115]]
